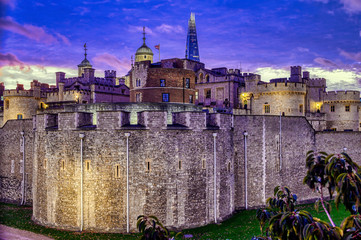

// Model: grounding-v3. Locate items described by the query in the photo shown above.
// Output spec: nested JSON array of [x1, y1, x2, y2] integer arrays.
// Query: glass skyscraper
[[185, 13, 200, 62]]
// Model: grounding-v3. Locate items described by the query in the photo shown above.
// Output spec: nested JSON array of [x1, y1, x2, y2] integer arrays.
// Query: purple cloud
[[0, 16, 69, 45], [92, 53, 130, 72], [155, 24, 184, 34], [314, 57, 339, 68], [0, 53, 28, 69], [339, 49, 361, 62], [0, 0, 16, 9], [339, 0, 361, 13]]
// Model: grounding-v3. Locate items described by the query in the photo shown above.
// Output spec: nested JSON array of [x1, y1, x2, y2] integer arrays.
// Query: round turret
[[135, 27, 153, 63]]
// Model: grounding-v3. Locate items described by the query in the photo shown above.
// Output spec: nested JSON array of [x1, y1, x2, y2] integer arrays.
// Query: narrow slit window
[[178, 160, 182, 170], [115, 164, 120, 178], [202, 159, 206, 169], [146, 160, 151, 172], [85, 160, 90, 171], [44, 159, 47, 170], [61, 160, 65, 170]]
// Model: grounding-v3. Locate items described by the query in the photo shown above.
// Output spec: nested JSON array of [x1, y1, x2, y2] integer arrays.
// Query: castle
[[0, 13, 361, 233]]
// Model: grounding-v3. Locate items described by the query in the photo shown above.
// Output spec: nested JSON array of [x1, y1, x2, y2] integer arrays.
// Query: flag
[[155, 44, 160, 50]]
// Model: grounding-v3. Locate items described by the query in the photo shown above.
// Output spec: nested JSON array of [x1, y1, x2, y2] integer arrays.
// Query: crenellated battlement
[[3, 89, 47, 98], [256, 81, 306, 93], [35, 109, 231, 131], [324, 90, 360, 102]]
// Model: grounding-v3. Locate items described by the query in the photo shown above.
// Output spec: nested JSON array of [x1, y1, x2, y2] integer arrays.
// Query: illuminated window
[[5, 99, 9, 109], [185, 78, 190, 88], [115, 164, 120, 178], [160, 79, 166, 87], [195, 91, 199, 100], [331, 105, 335, 112], [85, 160, 90, 171], [202, 159, 206, 169], [145, 160, 151, 172], [17, 114, 23, 120], [299, 104, 303, 113], [331, 128, 337, 131], [205, 89, 211, 99], [162, 93, 169, 102], [189, 95, 193, 103], [136, 93, 141, 102], [264, 104, 270, 114], [345, 105, 350, 112], [178, 160, 182, 170]]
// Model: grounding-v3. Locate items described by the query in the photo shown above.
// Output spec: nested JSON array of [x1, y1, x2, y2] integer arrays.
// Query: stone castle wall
[[32, 111, 234, 232], [0, 119, 33, 205], [2, 108, 361, 232]]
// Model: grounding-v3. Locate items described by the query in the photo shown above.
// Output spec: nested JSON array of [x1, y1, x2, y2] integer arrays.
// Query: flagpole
[[159, 44, 160, 62]]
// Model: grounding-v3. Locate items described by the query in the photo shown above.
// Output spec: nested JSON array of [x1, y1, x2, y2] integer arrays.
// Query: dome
[[135, 43, 154, 56], [78, 58, 92, 67]]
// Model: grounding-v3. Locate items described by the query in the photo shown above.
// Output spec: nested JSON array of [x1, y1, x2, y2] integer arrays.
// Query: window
[[11, 160, 14, 174], [185, 78, 190, 88], [17, 114, 23, 119], [44, 159, 47, 170], [5, 99, 9, 109], [331, 128, 337, 131], [202, 159, 206, 169], [227, 162, 231, 172], [199, 73, 204, 82], [136, 79, 141, 87], [145, 160, 151, 172], [205, 89, 211, 99], [264, 104, 270, 114], [85, 160, 90, 171], [136, 93, 141, 102], [144, 55, 146, 59], [195, 77, 198, 84], [178, 160, 182, 170], [206, 75, 210, 83], [299, 104, 303, 113], [331, 105, 335, 112], [160, 79, 166, 87], [189, 95, 193, 103], [61, 160, 65, 170], [162, 93, 169, 102], [345, 105, 350, 112], [115, 164, 120, 178], [195, 91, 199, 100]]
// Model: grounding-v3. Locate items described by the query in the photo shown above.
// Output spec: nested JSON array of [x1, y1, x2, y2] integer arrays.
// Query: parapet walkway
[[0, 225, 53, 240]]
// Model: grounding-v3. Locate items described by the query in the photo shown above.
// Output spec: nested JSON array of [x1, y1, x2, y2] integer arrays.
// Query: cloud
[[0, 16, 69, 45], [0, 53, 29, 70], [0, 0, 16, 9], [155, 24, 184, 34], [339, 0, 361, 13], [314, 57, 339, 68], [296, 47, 310, 53], [339, 49, 361, 62], [128, 25, 154, 35], [92, 53, 130, 72], [73, 7, 90, 16], [0, 65, 79, 89], [55, 33, 71, 45]]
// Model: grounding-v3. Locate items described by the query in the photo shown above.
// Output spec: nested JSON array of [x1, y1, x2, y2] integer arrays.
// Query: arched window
[[5, 99, 9, 109], [206, 75, 210, 83], [199, 73, 204, 83], [17, 114, 23, 119]]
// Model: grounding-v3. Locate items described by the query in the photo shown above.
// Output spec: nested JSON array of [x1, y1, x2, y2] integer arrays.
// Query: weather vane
[[84, 43, 87, 59]]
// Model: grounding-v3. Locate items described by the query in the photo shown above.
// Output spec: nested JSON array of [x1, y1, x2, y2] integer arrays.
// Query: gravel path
[[0, 225, 53, 240]]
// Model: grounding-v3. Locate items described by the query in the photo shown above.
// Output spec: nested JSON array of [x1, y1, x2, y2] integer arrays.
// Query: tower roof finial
[[84, 43, 88, 59], [142, 26, 146, 45]]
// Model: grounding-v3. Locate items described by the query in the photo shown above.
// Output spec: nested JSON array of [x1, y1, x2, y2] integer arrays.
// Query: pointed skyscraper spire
[[185, 12, 200, 62]]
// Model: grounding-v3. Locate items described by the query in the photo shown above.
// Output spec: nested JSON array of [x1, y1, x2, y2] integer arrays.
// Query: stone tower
[[185, 13, 200, 62], [135, 27, 154, 63], [77, 43, 93, 77]]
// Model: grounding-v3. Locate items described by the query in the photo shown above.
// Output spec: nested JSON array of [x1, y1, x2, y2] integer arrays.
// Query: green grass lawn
[[0, 201, 350, 240]]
